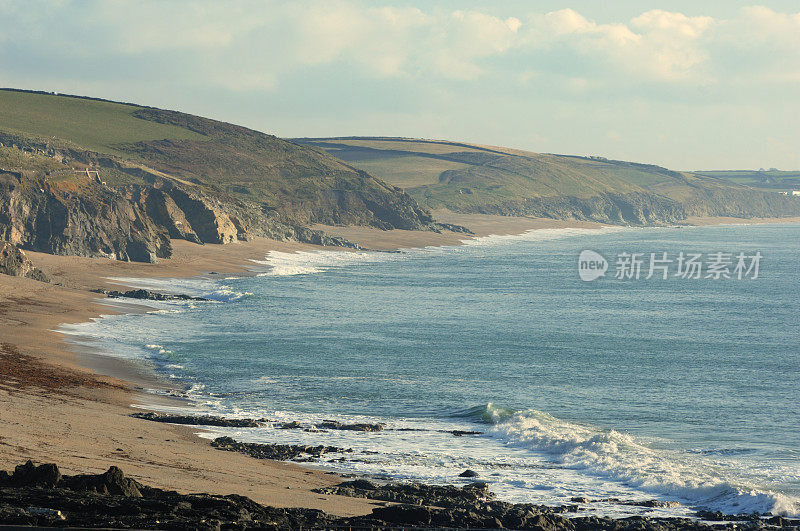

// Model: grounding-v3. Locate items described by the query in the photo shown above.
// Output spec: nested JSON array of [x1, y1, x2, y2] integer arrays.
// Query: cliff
[[0, 90, 441, 262]]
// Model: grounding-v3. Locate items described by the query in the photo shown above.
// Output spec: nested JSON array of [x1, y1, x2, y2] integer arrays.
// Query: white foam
[[105, 276, 249, 303], [489, 409, 799, 516], [253, 249, 399, 277], [253, 226, 627, 278], [460, 226, 626, 247]]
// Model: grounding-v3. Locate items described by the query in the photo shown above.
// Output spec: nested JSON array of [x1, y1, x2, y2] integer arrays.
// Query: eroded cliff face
[[449, 188, 800, 226], [0, 162, 361, 263], [0, 171, 170, 262], [457, 192, 687, 225], [0, 127, 436, 262]]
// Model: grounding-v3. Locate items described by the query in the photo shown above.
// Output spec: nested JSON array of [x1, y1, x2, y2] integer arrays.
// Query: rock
[[451, 429, 484, 436], [62, 466, 143, 497], [459, 469, 479, 478], [0, 241, 48, 282], [2, 460, 800, 530], [0, 171, 171, 263], [696, 510, 725, 521], [371, 504, 432, 526], [95, 289, 209, 302], [10, 461, 60, 488], [316, 479, 494, 510], [318, 420, 384, 432], [130, 412, 259, 427], [571, 496, 590, 503], [347, 479, 377, 490], [629, 499, 682, 508], [210, 436, 348, 462]]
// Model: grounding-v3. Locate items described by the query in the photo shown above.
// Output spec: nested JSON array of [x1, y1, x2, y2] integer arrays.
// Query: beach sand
[[1, 212, 798, 516]]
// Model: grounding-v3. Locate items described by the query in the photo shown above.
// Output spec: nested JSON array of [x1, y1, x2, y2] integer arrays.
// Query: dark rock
[[451, 429, 484, 436], [318, 420, 384, 432], [315, 479, 494, 509], [10, 461, 60, 488], [629, 499, 682, 508], [211, 436, 348, 462], [278, 421, 303, 429], [371, 504, 432, 525], [62, 466, 143, 497], [459, 469, 479, 478], [131, 411, 259, 427], [94, 289, 209, 302], [696, 510, 725, 521], [1, 460, 799, 530], [571, 496, 590, 503]]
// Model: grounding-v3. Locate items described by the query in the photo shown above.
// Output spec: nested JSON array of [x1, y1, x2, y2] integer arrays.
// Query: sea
[[60, 223, 800, 519]]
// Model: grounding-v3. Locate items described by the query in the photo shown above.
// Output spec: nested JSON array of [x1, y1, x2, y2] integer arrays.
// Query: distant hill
[[294, 137, 800, 224], [0, 90, 441, 262], [695, 170, 800, 193]]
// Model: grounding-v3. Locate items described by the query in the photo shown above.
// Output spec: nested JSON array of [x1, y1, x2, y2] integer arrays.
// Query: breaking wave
[[474, 405, 799, 516]]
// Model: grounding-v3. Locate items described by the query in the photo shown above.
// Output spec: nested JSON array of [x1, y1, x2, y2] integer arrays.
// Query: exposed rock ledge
[[1, 461, 797, 530]]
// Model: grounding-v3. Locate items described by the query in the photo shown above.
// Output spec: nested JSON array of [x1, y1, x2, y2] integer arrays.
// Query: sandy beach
[[1, 212, 798, 518], [0, 212, 579, 517]]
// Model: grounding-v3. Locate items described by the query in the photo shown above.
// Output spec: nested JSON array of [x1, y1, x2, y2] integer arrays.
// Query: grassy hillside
[[0, 90, 203, 155], [294, 137, 800, 223], [695, 170, 800, 193], [0, 90, 447, 262], [0, 90, 435, 232]]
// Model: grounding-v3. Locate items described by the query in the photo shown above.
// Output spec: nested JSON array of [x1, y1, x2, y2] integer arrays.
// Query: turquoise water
[[63, 224, 800, 517]]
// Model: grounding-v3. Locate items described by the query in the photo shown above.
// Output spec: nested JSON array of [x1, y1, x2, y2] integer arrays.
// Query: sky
[[1, 0, 799, 170]]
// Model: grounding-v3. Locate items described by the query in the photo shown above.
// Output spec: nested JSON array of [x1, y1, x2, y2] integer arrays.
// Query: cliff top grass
[[0, 89, 203, 156], [293, 137, 711, 211]]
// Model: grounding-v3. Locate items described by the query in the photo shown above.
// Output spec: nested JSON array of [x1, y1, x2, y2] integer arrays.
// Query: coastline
[[2, 213, 800, 522], [1, 213, 579, 517]]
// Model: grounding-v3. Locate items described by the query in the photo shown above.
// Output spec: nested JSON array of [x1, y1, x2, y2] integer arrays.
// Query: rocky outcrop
[[0, 241, 48, 281], [460, 192, 688, 225], [318, 420, 384, 432], [210, 436, 350, 462], [1, 461, 798, 530], [131, 411, 262, 427], [92, 288, 209, 301], [0, 123, 445, 263], [0, 171, 171, 262]]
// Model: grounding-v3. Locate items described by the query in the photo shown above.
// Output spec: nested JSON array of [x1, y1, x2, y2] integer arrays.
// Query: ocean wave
[[485, 407, 799, 516], [450, 402, 518, 424], [204, 288, 251, 302], [253, 250, 399, 277], [460, 226, 626, 247]]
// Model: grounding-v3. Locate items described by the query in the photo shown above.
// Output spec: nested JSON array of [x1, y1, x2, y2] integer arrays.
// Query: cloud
[[2, 2, 798, 90]]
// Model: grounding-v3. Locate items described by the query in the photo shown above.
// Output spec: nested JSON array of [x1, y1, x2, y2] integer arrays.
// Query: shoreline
[[2, 213, 800, 522]]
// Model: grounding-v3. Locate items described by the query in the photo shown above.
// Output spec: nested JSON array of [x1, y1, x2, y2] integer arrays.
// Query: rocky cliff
[[297, 137, 800, 225], [0, 89, 447, 262]]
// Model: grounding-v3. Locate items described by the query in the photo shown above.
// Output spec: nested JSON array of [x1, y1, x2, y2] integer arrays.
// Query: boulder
[[10, 461, 61, 488], [371, 504, 432, 526], [0, 242, 49, 282], [63, 466, 142, 497]]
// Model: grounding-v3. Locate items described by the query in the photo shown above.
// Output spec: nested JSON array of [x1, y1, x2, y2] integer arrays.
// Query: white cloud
[[1, 2, 798, 91]]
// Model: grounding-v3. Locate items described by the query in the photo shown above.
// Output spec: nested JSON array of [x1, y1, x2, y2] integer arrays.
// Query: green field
[[0, 90, 203, 155], [0, 89, 436, 230], [695, 170, 800, 192], [295, 137, 692, 208]]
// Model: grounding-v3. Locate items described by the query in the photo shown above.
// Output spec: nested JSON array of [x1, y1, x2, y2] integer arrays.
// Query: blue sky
[[1, 0, 798, 170]]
